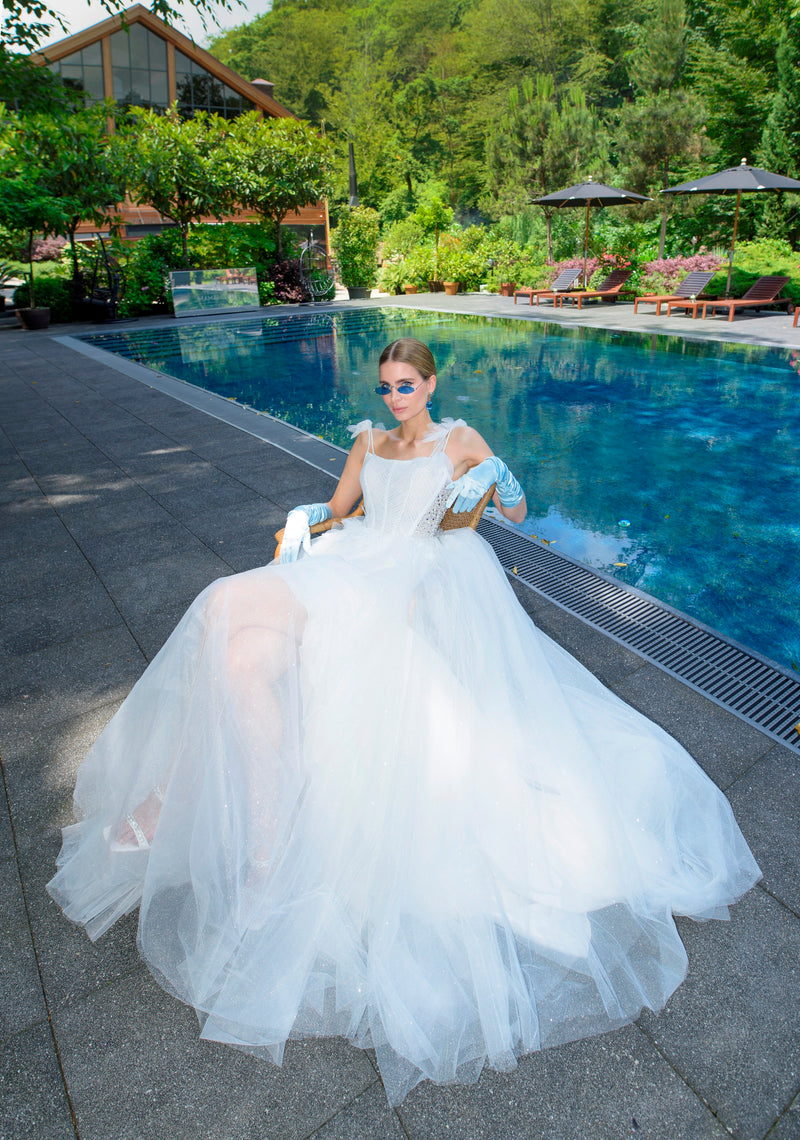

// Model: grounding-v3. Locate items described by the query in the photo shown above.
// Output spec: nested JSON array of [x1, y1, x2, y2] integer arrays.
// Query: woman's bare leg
[[107, 572, 306, 854]]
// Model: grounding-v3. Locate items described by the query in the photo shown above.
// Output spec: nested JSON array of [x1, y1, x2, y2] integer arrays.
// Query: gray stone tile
[[0, 858, 46, 1038], [0, 540, 93, 605], [397, 1023, 727, 1140], [728, 742, 800, 915], [0, 577, 120, 656], [156, 478, 266, 522], [100, 548, 231, 618], [0, 1021, 75, 1139], [0, 625, 146, 735], [183, 500, 286, 574], [20, 833, 142, 1011], [613, 662, 773, 789], [0, 466, 40, 505], [54, 969, 376, 1140], [0, 802, 13, 861], [122, 601, 197, 663], [3, 700, 121, 844], [638, 887, 800, 1140], [190, 430, 280, 464], [72, 517, 215, 578], [220, 452, 337, 502], [311, 1082, 403, 1139], [61, 487, 174, 538], [768, 1090, 800, 1139]]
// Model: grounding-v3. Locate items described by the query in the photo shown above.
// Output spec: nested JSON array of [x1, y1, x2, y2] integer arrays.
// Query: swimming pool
[[84, 307, 800, 673]]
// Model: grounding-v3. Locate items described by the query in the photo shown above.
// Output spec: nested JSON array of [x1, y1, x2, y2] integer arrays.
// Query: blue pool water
[[84, 308, 800, 672]]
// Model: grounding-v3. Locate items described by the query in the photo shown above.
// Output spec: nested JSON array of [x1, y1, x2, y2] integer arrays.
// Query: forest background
[[209, 0, 800, 258], [1, 0, 799, 317]]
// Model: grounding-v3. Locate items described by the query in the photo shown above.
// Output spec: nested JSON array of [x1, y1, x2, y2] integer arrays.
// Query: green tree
[[229, 113, 333, 258], [616, 0, 707, 255], [120, 105, 236, 266], [0, 108, 72, 308], [211, 4, 350, 123], [12, 104, 126, 293], [484, 74, 608, 256], [0, 45, 82, 114], [757, 20, 800, 243], [685, 0, 782, 167]]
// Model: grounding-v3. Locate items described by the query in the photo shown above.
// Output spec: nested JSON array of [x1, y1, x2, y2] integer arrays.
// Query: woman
[[48, 338, 759, 1106]]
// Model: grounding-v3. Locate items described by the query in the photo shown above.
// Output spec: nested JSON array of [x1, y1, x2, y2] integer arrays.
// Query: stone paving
[[1, 294, 800, 1139]]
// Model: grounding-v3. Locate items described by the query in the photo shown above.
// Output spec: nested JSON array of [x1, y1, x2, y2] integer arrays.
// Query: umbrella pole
[[726, 190, 741, 297], [583, 203, 591, 287]]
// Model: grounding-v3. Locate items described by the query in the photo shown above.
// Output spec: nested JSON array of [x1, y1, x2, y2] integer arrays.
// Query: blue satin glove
[[279, 502, 332, 563], [445, 456, 524, 514]]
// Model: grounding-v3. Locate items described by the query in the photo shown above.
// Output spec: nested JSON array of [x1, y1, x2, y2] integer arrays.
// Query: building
[[32, 4, 328, 244]]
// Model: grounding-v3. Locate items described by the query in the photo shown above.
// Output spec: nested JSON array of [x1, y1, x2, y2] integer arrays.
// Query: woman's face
[[377, 360, 436, 422]]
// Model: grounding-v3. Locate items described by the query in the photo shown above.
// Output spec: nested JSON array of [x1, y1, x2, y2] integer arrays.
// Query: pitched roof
[[31, 3, 293, 119]]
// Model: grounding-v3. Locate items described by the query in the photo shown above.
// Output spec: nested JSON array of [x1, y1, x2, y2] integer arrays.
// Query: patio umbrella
[[660, 159, 800, 295], [534, 177, 651, 286]]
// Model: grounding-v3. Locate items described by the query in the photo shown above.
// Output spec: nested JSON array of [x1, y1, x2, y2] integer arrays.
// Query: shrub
[[264, 258, 309, 303], [639, 253, 726, 295], [12, 275, 73, 321], [30, 235, 67, 261], [331, 206, 381, 288]]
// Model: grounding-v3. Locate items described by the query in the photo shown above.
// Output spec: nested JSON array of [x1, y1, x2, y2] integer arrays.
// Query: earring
[[426, 400, 433, 410]]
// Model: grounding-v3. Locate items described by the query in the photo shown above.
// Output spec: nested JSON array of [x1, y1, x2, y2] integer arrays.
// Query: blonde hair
[[378, 338, 436, 380]]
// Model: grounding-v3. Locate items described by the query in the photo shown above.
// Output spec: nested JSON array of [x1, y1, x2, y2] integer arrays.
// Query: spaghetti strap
[[424, 417, 467, 455], [347, 419, 376, 453]]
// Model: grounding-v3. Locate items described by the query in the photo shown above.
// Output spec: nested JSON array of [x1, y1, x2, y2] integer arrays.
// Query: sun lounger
[[633, 271, 716, 316], [695, 276, 791, 322], [555, 269, 634, 309], [514, 267, 581, 305]]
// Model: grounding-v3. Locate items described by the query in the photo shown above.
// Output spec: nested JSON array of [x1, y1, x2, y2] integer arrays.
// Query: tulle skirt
[[48, 518, 760, 1104]]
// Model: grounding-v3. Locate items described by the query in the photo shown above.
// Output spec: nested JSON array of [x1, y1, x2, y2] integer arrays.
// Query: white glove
[[445, 457, 524, 513], [279, 503, 331, 563]]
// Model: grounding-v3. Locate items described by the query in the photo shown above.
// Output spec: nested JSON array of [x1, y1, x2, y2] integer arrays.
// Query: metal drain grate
[[478, 516, 800, 752]]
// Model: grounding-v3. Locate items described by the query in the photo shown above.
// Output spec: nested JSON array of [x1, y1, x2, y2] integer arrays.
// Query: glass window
[[174, 49, 253, 120], [109, 25, 168, 110], [49, 46, 106, 103]]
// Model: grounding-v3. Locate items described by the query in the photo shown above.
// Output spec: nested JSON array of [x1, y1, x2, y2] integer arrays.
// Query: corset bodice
[[360, 451, 452, 538]]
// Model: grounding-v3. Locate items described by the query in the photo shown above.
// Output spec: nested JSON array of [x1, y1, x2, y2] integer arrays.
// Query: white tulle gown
[[48, 419, 760, 1105]]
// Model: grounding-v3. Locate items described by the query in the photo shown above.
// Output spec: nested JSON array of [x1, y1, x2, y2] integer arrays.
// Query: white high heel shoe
[[103, 786, 165, 853]]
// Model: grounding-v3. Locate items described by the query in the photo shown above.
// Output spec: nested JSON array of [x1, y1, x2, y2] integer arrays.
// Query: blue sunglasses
[[374, 381, 426, 396]]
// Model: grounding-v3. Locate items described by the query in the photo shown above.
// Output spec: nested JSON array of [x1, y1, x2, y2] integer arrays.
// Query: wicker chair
[[274, 485, 495, 560]]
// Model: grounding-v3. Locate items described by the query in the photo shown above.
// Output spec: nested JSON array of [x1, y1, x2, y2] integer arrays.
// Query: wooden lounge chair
[[513, 267, 581, 306], [275, 485, 496, 560], [793, 305, 798, 328], [555, 269, 634, 309], [632, 271, 716, 316], [698, 276, 791, 322]]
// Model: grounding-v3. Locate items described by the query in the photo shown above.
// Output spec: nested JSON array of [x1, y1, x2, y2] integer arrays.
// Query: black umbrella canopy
[[661, 159, 800, 294], [534, 178, 651, 207], [660, 159, 800, 196], [534, 177, 651, 284]]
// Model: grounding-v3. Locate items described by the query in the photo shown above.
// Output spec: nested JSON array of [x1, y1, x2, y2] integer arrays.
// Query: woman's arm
[[448, 427, 527, 525], [326, 428, 370, 517]]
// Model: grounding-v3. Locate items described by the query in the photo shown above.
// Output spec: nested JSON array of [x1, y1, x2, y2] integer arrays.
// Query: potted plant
[[376, 261, 406, 296], [437, 241, 467, 295], [331, 206, 380, 299], [402, 247, 433, 295], [0, 182, 70, 331]]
